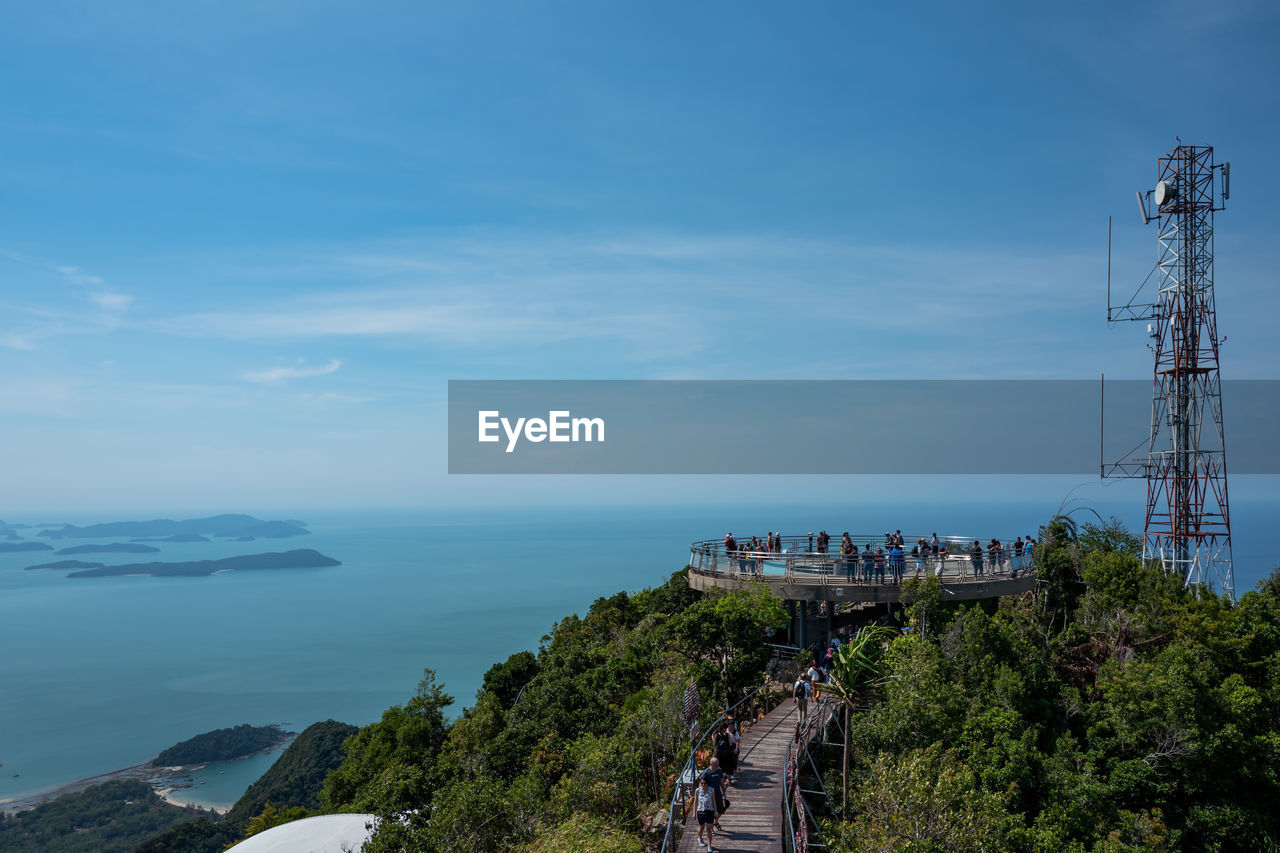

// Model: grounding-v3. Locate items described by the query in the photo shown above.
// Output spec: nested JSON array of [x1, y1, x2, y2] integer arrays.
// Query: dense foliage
[[224, 719, 357, 827], [820, 517, 1280, 852], [151, 723, 289, 767], [0, 780, 214, 853], [136, 719, 355, 852], [320, 571, 785, 852]]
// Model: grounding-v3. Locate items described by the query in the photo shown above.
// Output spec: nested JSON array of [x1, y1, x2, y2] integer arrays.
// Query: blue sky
[[2, 0, 1278, 512]]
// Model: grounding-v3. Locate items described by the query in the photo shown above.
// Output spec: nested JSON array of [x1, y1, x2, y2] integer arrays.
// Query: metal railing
[[783, 695, 838, 853], [688, 533, 1037, 586], [658, 647, 812, 853]]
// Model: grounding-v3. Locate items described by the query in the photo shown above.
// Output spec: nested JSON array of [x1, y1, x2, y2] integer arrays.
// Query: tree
[[824, 626, 898, 813], [321, 669, 453, 814], [671, 582, 786, 708]]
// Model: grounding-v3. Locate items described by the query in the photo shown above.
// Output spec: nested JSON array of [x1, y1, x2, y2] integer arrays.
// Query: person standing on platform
[[970, 540, 984, 578], [840, 532, 855, 580]]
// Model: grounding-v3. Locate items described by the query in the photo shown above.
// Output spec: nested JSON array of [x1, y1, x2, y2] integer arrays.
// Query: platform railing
[[688, 534, 1036, 586]]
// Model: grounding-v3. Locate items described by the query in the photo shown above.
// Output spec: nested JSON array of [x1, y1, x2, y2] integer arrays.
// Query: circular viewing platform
[[687, 533, 1039, 604]]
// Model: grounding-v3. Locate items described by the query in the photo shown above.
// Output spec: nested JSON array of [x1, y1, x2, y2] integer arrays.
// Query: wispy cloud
[[56, 265, 104, 286], [0, 252, 135, 346], [89, 291, 134, 313], [243, 358, 342, 384]]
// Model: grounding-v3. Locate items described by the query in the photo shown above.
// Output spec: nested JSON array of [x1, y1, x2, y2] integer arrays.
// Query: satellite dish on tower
[[1155, 180, 1177, 206]]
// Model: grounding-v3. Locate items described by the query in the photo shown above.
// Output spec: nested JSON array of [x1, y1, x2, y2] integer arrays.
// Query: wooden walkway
[[676, 699, 800, 853]]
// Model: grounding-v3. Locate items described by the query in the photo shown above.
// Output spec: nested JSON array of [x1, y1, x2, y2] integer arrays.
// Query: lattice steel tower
[[1106, 144, 1233, 600]]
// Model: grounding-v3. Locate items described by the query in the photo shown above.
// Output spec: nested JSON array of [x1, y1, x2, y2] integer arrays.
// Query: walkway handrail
[[783, 696, 836, 853], [658, 648, 812, 853]]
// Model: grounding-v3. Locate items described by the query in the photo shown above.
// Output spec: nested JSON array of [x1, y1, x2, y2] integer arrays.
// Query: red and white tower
[[1107, 144, 1233, 600]]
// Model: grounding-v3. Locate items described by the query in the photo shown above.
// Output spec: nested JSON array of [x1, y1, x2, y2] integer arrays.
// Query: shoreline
[[0, 731, 294, 815], [0, 761, 209, 815]]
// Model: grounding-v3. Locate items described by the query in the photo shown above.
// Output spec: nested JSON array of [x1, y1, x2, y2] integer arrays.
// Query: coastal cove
[[2, 498, 1276, 812]]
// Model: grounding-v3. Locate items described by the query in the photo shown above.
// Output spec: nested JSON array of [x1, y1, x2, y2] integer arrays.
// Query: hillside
[[0, 780, 215, 853], [811, 518, 1280, 852], [135, 720, 357, 853], [151, 724, 290, 767]]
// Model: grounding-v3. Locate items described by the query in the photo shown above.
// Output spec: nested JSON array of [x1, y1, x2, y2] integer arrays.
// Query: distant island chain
[[0, 514, 340, 579]]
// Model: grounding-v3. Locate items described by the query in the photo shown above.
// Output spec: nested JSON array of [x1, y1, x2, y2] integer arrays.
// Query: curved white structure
[[225, 814, 377, 853]]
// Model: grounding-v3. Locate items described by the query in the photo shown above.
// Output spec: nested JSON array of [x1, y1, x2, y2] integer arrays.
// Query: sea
[[1, 496, 1275, 809]]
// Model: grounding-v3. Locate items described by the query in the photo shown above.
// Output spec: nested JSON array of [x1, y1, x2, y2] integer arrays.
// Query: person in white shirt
[[690, 775, 718, 850]]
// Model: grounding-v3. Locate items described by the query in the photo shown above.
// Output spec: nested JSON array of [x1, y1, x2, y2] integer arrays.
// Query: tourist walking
[[700, 757, 729, 831], [714, 721, 738, 787], [793, 673, 812, 721], [690, 775, 718, 850]]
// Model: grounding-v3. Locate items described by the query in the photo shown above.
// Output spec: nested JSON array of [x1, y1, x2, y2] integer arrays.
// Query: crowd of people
[[685, 645, 838, 850], [718, 529, 1037, 582]]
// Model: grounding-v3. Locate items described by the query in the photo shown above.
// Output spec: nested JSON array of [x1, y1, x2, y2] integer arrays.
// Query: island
[[55, 543, 161, 555], [130, 534, 209, 543], [0, 541, 53, 553], [151, 724, 294, 767], [26, 560, 106, 570], [38, 514, 310, 540], [66, 549, 341, 578]]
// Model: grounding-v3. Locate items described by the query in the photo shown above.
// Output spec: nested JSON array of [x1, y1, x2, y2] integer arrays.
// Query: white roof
[[225, 813, 377, 853]]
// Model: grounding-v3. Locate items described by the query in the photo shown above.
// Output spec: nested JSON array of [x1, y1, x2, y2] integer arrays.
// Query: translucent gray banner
[[447, 380, 1280, 474]]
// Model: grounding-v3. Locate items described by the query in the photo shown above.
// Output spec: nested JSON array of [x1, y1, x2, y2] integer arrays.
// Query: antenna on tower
[[1103, 144, 1235, 601]]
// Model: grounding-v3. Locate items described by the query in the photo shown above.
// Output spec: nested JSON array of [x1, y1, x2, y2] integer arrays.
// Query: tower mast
[[1106, 144, 1233, 600]]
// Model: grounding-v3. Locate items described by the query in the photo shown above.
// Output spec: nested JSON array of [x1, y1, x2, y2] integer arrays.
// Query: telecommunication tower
[[1104, 144, 1233, 601]]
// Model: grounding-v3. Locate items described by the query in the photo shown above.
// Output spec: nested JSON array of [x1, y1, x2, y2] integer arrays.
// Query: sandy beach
[[0, 761, 209, 815]]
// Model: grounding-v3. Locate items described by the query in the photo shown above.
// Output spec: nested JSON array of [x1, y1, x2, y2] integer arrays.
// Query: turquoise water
[[164, 744, 292, 812], [1, 499, 1275, 807]]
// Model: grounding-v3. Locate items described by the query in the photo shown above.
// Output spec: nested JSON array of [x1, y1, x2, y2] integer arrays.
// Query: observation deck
[[687, 534, 1038, 605]]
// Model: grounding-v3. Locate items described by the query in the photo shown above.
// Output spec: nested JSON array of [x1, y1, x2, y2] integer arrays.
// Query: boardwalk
[[677, 699, 800, 853]]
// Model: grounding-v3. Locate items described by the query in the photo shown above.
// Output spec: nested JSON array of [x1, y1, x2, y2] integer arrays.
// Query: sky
[[2, 0, 1278, 512]]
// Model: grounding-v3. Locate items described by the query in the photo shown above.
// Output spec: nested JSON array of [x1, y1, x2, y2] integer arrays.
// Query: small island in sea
[[151, 723, 294, 767], [37, 514, 310, 541], [0, 541, 53, 553], [65, 549, 341, 578], [130, 534, 209, 543], [25, 560, 106, 570], [55, 543, 161, 555]]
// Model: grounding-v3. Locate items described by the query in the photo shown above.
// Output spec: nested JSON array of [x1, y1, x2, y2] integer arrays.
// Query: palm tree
[[823, 625, 897, 814]]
